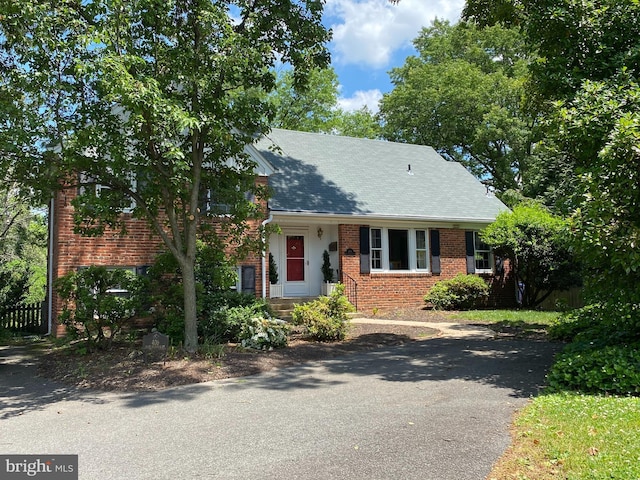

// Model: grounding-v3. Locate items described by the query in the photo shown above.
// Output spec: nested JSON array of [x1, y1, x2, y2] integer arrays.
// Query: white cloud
[[338, 89, 383, 113], [326, 0, 464, 68]]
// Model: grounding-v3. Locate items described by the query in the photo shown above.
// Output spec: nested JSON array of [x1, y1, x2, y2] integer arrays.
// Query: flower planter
[[321, 282, 338, 296], [269, 283, 283, 298]]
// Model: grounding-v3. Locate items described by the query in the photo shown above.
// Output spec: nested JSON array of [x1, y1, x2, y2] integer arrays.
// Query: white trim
[[270, 210, 499, 225], [369, 226, 431, 273], [282, 228, 310, 296]]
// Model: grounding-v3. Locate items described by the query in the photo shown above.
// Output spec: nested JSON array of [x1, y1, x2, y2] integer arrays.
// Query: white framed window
[[474, 231, 493, 273], [416, 230, 428, 270], [370, 227, 430, 272], [371, 228, 382, 269]]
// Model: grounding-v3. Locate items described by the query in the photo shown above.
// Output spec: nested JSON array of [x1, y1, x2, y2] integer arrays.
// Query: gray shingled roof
[[255, 129, 508, 222]]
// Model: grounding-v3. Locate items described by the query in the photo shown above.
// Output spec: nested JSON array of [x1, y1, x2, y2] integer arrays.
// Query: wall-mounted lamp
[[317, 227, 324, 239]]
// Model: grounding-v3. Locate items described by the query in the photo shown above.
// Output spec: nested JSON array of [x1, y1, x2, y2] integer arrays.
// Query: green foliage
[[0, 204, 47, 314], [56, 266, 147, 351], [548, 344, 640, 396], [548, 301, 640, 394], [239, 317, 290, 350], [0, 0, 329, 353], [147, 240, 247, 348], [200, 299, 273, 344], [269, 67, 382, 138], [481, 202, 581, 308], [379, 20, 535, 193], [271, 67, 342, 134], [0, 263, 30, 318], [336, 106, 381, 139], [268, 252, 279, 284], [0, 326, 13, 345], [291, 284, 354, 341], [321, 249, 333, 283], [424, 274, 489, 310]]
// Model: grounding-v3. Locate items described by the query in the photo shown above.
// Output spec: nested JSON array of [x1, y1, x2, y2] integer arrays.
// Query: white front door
[[283, 231, 309, 296]]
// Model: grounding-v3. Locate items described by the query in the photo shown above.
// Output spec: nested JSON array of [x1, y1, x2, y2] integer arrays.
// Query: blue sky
[[322, 0, 465, 112]]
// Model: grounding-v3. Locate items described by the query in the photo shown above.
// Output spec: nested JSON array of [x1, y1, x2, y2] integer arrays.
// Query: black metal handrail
[[341, 272, 358, 311]]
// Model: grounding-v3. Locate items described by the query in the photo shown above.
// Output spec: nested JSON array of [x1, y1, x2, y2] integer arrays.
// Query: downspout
[[261, 212, 274, 299], [46, 195, 55, 336]]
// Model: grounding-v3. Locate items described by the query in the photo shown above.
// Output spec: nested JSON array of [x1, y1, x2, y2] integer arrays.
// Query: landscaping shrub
[[547, 300, 640, 395], [239, 317, 290, 350], [56, 266, 147, 351], [424, 274, 489, 310], [291, 284, 354, 341], [200, 299, 273, 343], [548, 343, 640, 395]]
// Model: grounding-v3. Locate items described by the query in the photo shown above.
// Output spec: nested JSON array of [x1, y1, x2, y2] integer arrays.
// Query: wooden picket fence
[[0, 302, 47, 334]]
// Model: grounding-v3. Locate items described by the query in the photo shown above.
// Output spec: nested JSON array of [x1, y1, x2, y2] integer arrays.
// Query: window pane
[[416, 251, 427, 269], [372, 250, 382, 269], [388, 229, 408, 270], [371, 228, 382, 248], [416, 230, 426, 250], [475, 252, 490, 270]]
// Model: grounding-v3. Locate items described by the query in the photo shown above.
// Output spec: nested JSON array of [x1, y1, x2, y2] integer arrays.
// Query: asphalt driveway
[[1, 333, 560, 480]]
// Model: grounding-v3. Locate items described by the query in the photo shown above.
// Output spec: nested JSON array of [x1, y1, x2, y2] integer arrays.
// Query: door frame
[[282, 228, 310, 297]]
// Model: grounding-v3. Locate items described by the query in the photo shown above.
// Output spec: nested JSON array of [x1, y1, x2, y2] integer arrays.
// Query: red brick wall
[[51, 177, 268, 336], [338, 224, 515, 313]]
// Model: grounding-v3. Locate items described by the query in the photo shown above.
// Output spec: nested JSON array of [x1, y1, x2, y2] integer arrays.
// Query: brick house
[[46, 128, 513, 335]]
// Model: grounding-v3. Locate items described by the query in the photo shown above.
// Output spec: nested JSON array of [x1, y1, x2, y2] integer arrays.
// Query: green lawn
[[463, 310, 640, 479], [450, 309, 560, 338], [450, 309, 560, 325], [492, 393, 640, 479]]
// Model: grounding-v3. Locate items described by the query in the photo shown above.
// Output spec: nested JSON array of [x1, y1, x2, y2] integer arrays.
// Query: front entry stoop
[[268, 297, 316, 321]]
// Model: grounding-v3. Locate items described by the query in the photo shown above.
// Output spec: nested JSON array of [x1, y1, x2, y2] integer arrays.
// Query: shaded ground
[[36, 319, 439, 392], [34, 307, 549, 392]]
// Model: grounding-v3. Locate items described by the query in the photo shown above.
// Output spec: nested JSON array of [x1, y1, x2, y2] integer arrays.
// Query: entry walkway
[[352, 317, 496, 339]]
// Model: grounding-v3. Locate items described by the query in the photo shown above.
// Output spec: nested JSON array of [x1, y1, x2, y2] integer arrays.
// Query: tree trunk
[[181, 259, 199, 353]]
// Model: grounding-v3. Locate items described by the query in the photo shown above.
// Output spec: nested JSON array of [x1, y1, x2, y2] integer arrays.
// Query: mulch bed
[[36, 320, 441, 392]]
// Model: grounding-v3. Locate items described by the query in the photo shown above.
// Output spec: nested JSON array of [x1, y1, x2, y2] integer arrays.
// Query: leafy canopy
[[481, 202, 581, 308], [378, 20, 536, 193], [0, 0, 330, 351]]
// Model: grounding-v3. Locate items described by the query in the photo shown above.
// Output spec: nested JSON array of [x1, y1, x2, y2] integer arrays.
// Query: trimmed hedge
[[424, 274, 489, 310]]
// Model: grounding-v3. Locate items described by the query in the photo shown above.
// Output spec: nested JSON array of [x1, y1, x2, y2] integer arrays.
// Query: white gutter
[[46, 196, 55, 336], [260, 212, 274, 299], [268, 210, 502, 224]]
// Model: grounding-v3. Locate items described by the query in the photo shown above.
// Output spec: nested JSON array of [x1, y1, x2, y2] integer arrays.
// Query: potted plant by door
[[269, 253, 283, 298], [321, 249, 337, 296]]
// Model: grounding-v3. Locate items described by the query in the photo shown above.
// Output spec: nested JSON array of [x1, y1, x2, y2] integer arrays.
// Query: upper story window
[[78, 172, 136, 213], [370, 227, 429, 272]]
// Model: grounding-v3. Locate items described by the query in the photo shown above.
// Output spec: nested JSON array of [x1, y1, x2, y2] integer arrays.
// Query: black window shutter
[[430, 230, 441, 275], [241, 265, 256, 294], [360, 226, 370, 274], [465, 231, 476, 274]]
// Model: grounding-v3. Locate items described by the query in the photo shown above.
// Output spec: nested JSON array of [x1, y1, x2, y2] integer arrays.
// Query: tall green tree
[[338, 106, 381, 139], [270, 66, 381, 138], [271, 67, 341, 133], [474, 0, 640, 302], [0, 0, 330, 352], [378, 20, 536, 193]]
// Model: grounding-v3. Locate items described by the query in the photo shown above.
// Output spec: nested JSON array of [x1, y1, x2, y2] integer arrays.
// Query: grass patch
[[451, 310, 560, 325], [490, 393, 640, 479], [450, 310, 560, 338]]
